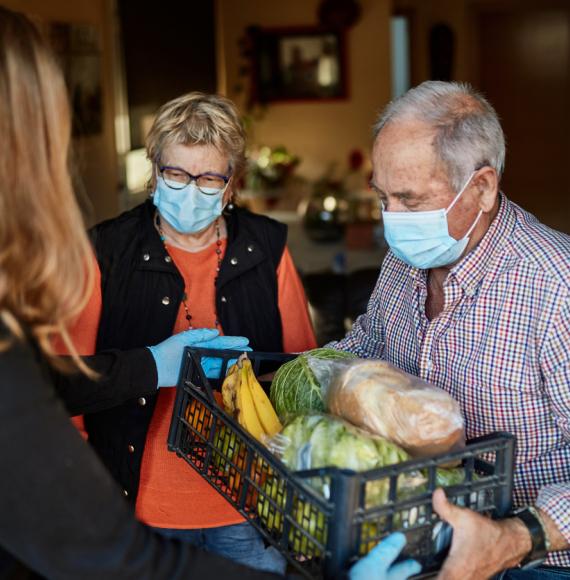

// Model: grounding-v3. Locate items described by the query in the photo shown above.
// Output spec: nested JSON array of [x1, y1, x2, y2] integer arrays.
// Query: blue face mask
[[152, 176, 226, 234], [382, 172, 482, 269]]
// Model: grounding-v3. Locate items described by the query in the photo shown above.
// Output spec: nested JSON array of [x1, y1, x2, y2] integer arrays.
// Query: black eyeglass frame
[[158, 165, 232, 195]]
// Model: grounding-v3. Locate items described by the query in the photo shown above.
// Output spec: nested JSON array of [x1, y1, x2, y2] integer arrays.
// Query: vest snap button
[[221, 296, 227, 303], [230, 257, 238, 266], [128, 444, 135, 453], [247, 244, 254, 253], [162, 296, 170, 305], [164, 256, 172, 263], [122, 489, 129, 497], [143, 253, 150, 261], [138, 397, 147, 406]]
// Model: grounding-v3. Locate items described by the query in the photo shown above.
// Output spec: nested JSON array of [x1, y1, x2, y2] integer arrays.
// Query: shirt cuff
[[535, 483, 570, 545]]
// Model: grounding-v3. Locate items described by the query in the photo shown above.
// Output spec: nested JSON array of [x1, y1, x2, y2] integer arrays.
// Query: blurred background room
[[7, 0, 570, 344]]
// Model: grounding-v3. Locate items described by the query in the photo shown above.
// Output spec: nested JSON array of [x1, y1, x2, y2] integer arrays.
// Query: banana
[[221, 361, 239, 413], [235, 362, 266, 441], [220, 353, 282, 444], [244, 359, 282, 437]]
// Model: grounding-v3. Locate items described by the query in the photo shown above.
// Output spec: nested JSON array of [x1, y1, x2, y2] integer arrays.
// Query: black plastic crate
[[168, 348, 515, 579]]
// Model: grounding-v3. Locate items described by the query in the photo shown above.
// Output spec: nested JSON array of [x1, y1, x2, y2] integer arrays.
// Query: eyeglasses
[[159, 165, 231, 195]]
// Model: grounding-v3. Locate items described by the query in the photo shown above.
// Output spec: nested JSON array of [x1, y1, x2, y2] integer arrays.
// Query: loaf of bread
[[327, 359, 465, 457]]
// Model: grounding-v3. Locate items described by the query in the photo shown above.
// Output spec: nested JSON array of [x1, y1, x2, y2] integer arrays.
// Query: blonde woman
[[0, 7, 272, 579]]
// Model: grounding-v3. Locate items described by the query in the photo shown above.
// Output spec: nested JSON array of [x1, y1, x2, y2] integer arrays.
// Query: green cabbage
[[270, 348, 356, 417]]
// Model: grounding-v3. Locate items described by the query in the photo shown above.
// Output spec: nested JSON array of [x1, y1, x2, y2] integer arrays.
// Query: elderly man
[[331, 80, 570, 579]]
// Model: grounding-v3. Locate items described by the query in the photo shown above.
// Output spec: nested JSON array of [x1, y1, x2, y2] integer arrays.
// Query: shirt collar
[[449, 192, 516, 295]]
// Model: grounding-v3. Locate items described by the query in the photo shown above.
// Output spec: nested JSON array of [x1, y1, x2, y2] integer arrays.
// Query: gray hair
[[373, 81, 505, 191]]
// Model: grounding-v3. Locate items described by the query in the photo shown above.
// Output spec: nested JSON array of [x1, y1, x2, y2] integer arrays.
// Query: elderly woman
[[70, 92, 317, 572]]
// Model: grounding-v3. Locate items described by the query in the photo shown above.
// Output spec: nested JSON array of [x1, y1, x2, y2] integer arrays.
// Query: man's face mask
[[381, 171, 482, 270], [152, 176, 227, 234]]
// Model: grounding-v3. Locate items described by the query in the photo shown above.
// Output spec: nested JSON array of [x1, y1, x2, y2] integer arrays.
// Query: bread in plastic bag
[[308, 357, 465, 458]]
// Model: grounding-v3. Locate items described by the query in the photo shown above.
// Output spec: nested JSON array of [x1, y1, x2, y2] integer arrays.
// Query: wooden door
[[475, 4, 570, 233]]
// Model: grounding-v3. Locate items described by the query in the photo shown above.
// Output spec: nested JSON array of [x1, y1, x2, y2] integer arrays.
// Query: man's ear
[[473, 166, 499, 212]]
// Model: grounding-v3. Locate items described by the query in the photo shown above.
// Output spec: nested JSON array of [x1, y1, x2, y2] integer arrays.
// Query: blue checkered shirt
[[330, 194, 570, 566]]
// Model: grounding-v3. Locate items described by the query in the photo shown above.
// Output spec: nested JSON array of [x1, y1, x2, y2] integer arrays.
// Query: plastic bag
[[308, 357, 465, 458], [266, 414, 426, 502]]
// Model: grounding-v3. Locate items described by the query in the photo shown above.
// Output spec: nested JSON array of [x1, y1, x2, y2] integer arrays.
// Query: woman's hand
[[148, 329, 250, 386], [349, 533, 421, 580]]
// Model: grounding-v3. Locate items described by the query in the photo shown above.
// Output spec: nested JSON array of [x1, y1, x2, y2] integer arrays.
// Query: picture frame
[[250, 26, 348, 103]]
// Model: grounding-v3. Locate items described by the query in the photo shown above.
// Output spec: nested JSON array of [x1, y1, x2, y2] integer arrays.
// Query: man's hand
[[433, 488, 532, 580]]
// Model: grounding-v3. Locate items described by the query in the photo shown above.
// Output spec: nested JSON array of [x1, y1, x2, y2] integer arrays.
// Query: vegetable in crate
[[268, 414, 424, 504], [269, 348, 356, 416], [310, 357, 465, 458], [258, 414, 424, 555], [221, 353, 282, 441]]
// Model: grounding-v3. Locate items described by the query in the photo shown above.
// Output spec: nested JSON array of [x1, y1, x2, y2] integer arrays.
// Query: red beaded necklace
[[155, 212, 223, 329]]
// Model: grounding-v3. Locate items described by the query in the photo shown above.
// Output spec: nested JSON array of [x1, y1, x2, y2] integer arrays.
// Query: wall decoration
[[250, 26, 348, 103], [48, 22, 103, 136]]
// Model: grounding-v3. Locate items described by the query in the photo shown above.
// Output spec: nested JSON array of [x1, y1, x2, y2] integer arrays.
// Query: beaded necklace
[[155, 212, 223, 329]]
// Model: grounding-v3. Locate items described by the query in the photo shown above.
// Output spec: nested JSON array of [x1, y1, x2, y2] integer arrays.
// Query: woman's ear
[[473, 166, 499, 212]]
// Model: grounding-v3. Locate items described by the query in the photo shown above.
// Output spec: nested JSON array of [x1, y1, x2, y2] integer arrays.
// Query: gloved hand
[[197, 336, 252, 380], [148, 329, 251, 387], [349, 533, 421, 580]]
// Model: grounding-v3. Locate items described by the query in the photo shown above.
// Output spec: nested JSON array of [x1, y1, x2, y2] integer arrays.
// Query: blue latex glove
[[349, 533, 421, 580], [147, 329, 251, 387], [193, 336, 252, 380]]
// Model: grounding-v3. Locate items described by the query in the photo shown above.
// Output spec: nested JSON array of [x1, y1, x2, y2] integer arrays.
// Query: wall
[[217, 0, 392, 182], [6, 0, 120, 223], [392, 0, 570, 233]]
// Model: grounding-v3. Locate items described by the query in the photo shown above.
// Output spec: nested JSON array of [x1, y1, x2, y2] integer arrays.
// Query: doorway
[[475, 3, 570, 232]]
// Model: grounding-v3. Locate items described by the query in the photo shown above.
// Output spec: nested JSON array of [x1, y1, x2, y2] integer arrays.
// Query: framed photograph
[[250, 26, 348, 103]]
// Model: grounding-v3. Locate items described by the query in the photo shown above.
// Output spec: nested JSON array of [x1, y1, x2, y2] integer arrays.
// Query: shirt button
[[162, 296, 170, 305], [221, 296, 227, 303], [127, 444, 135, 453], [143, 253, 150, 261], [230, 257, 238, 266], [122, 489, 129, 497], [247, 244, 254, 253], [138, 397, 146, 406], [164, 256, 172, 263], [426, 360, 433, 372]]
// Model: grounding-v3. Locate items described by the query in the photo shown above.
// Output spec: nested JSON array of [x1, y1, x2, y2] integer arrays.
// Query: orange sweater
[[66, 240, 316, 528]]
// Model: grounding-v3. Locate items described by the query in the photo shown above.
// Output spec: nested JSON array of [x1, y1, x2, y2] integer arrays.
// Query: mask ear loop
[[464, 208, 483, 238], [446, 170, 483, 239], [220, 176, 233, 212], [445, 170, 477, 215]]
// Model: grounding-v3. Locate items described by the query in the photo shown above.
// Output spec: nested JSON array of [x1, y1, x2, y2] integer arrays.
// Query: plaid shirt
[[330, 194, 570, 566]]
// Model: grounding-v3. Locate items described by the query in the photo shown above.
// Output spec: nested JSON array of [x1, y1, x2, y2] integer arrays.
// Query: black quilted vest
[[84, 200, 286, 500]]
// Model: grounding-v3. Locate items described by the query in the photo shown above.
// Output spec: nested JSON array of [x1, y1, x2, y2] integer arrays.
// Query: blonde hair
[[0, 7, 94, 373], [146, 92, 246, 190]]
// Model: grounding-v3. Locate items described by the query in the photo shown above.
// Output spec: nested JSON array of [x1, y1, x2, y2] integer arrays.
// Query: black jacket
[[85, 200, 288, 501], [0, 332, 280, 580]]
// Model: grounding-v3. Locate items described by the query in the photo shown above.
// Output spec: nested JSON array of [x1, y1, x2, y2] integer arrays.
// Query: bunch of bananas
[[221, 354, 282, 442]]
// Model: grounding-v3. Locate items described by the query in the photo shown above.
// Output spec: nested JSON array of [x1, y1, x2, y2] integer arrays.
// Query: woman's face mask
[[381, 171, 482, 269], [152, 176, 227, 234]]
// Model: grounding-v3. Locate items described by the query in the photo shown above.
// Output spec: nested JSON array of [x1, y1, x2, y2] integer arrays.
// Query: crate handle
[[187, 348, 217, 404]]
